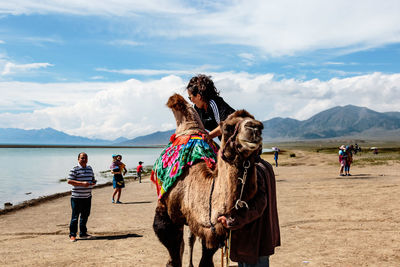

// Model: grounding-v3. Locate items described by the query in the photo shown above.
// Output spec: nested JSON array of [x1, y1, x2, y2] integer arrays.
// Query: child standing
[[136, 161, 144, 183], [111, 154, 127, 203]]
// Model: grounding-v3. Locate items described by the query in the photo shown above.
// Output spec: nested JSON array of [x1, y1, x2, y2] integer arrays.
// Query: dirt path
[[1, 150, 399, 266]]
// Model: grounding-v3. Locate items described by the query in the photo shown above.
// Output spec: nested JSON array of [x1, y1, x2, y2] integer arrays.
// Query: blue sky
[[1, 1, 400, 140]]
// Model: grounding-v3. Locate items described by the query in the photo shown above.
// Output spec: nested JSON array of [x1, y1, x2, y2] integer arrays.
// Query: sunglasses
[[188, 93, 198, 101]]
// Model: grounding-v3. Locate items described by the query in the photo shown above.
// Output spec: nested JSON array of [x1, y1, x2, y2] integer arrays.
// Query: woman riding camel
[[186, 75, 280, 266], [186, 74, 235, 141]]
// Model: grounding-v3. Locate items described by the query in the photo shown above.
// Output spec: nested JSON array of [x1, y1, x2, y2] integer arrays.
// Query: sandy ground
[[0, 150, 399, 267]]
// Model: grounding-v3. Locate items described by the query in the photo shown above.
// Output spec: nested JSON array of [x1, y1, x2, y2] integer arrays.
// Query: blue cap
[[112, 154, 118, 158]]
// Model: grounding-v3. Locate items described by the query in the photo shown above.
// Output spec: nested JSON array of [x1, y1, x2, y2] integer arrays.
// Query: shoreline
[[0, 172, 149, 215], [0, 181, 114, 216], [0, 172, 148, 215]]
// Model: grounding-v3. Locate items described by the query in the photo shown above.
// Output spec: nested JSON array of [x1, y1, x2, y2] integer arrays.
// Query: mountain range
[[0, 128, 128, 145], [262, 105, 400, 140], [1, 105, 399, 146]]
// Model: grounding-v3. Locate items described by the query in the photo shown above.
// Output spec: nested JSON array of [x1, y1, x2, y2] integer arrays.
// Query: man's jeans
[[238, 256, 270, 267], [69, 197, 91, 237]]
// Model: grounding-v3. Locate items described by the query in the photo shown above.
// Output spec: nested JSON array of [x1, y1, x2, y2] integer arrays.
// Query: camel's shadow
[[79, 233, 142, 241], [121, 201, 153, 205]]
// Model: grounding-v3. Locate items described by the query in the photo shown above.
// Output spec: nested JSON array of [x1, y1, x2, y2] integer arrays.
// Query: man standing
[[274, 150, 279, 167], [68, 152, 96, 242], [218, 158, 280, 266]]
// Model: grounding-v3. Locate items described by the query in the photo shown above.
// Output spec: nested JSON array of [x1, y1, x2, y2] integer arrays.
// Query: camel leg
[[188, 230, 196, 267], [198, 239, 218, 267], [153, 205, 184, 267]]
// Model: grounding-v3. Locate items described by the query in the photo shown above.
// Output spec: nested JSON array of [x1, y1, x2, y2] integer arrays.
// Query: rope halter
[[235, 159, 251, 210]]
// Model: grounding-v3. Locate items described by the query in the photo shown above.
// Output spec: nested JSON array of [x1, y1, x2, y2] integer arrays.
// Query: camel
[[152, 93, 264, 267]]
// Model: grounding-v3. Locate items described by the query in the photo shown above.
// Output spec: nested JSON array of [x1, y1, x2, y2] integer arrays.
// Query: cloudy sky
[[1, 0, 400, 140]]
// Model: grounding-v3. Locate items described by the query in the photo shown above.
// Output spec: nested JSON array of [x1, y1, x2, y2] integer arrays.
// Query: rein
[[235, 160, 251, 210], [208, 176, 216, 233], [220, 121, 242, 163], [209, 120, 242, 233], [209, 119, 256, 240], [213, 119, 259, 267]]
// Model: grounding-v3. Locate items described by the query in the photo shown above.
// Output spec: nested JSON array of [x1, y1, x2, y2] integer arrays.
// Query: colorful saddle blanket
[[151, 133, 218, 199]]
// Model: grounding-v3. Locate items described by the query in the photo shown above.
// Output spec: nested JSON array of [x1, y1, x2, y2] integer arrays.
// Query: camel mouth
[[237, 119, 263, 150], [239, 138, 262, 149]]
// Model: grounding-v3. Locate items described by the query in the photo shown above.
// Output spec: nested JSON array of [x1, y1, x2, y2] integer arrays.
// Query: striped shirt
[[209, 99, 221, 124], [194, 96, 235, 139], [68, 165, 95, 198]]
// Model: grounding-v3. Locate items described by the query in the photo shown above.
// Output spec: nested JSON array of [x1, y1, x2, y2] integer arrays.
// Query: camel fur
[[153, 93, 264, 267]]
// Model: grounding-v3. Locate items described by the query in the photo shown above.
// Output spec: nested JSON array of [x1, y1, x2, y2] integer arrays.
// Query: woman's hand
[[208, 126, 222, 140], [217, 216, 228, 228]]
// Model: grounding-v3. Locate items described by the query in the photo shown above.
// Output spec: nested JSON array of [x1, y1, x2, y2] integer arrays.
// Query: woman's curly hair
[[186, 74, 220, 103]]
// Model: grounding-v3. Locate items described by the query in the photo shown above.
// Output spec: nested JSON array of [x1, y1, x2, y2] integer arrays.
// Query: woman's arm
[[111, 167, 121, 174], [208, 126, 222, 139]]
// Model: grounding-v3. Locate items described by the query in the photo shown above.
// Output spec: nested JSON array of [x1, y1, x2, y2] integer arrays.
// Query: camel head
[[166, 93, 206, 136], [220, 110, 263, 162]]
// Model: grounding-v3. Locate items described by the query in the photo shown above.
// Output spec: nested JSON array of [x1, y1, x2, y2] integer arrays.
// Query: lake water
[[0, 147, 163, 207]]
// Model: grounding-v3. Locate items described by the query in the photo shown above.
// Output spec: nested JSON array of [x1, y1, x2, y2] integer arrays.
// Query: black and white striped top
[[194, 96, 235, 139], [68, 165, 95, 198]]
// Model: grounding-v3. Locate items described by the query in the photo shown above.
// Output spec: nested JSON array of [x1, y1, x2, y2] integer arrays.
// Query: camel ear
[[221, 122, 235, 136], [166, 93, 188, 112], [222, 109, 254, 135]]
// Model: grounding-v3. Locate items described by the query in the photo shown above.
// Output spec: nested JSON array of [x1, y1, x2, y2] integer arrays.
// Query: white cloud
[[238, 53, 256, 66], [1, 62, 53, 75], [108, 40, 143, 46], [96, 65, 220, 76], [176, 0, 400, 56], [0, 76, 185, 139], [0, 40, 4, 44], [0, 81, 113, 112], [90, 76, 105, 80], [22, 36, 63, 46], [1, 1, 399, 57], [0, 0, 194, 16], [96, 68, 191, 76], [323, 62, 345, 66], [0, 72, 399, 140]]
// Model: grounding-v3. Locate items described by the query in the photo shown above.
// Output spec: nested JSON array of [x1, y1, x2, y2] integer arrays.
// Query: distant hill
[[0, 128, 115, 145], [262, 105, 400, 140], [1, 105, 399, 145], [112, 136, 129, 143], [262, 118, 302, 139], [119, 130, 175, 146], [384, 111, 400, 119]]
